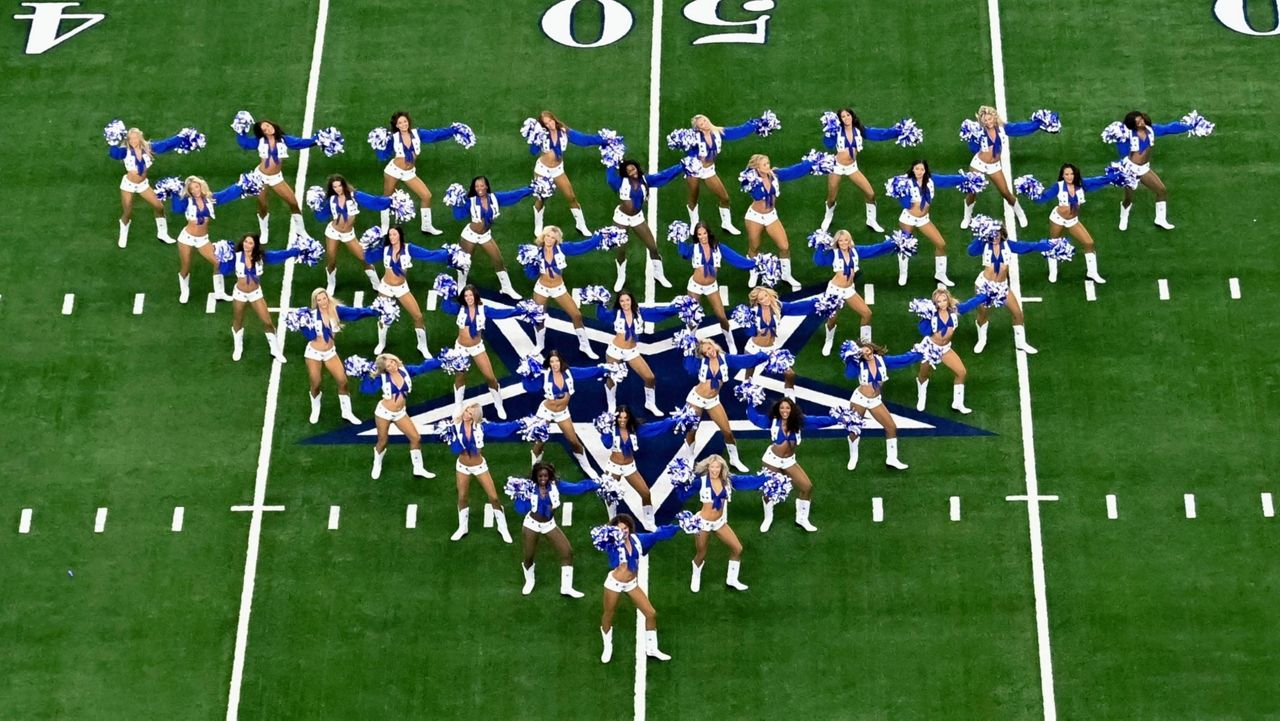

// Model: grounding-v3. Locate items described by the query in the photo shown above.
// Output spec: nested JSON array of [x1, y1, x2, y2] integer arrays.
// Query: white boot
[[533, 206, 545, 238], [521, 563, 536, 596], [338, 393, 361, 424], [897, 255, 909, 286], [642, 505, 656, 531], [309, 392, 322, 424], [759, 500, 775, 533], [847, 436, 860, 470], [780, 258, 801, 291], [496, 270, 520, 300], [450, 507, 469, 541], [257, 213, 270, 245], [951, 384, 972, 414], [289, 212, 305, 241], [371, 448, 385, 480], [530, 449, 543, 466], [725, 443, 748, 473], [1118, 203, 1131, 231], [722, 326, 738, 354], [644, 630, 671, 661], [420, 207, 442, 236], [572, 451, 598, 480], [415, 327, 430, 358], [726, 559, 749, 591], [916, 379, 929, 411], [325, 269, 337, 295], [821, 202, 836, 233], [560, 566, 584, 598], [885, 437, 909, 469], [1011, 200, 1029, 228], [409, 448, 436, 479], [374, 322, 388, 354], [155, 217, 175, 245], [933, 256, 954, 287], [822, 324, 836, 356], [973, 321, 989, 354], [1047, 258, 1059, 284], [687, 204, 700, 226], [493, 506, 513, 543], [1154, 200, 1174, 230], [795, 498, 818, 532], [364, 268, 381, 289], [379, 209, 390, 233], [960, 200, 975, 229], [649, 258, 673, 289], [718, 206, 740, 235], [453, 385, 466, 414], [690, 561, 704, 592], [489, 387, 508, 419], [1013, 325, 1038, 355], [533, 326, 546, 354], [117, 220, 130, 249], [231, 328, 244, 361], [865, 202, 884, 233], [265, 332, 287, 363], [575, 328, 598, 359], [212, 273, 232, 301], [860, 324, 872, 343], [605, 382, 618, 415], [643, 386, 663, 416], [613, 260, 627, 292], [1085, 252, 1107, 284], [600, 627, 614, 663], [570, 207, 590, 237], [748, 267, 758, 287]]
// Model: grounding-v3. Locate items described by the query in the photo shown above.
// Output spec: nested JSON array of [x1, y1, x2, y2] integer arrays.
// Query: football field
[[2, 1, 1279, 719]]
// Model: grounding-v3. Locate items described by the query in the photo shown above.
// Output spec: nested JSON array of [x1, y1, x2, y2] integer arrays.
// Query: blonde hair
[[854, 337, 888, 356], [697, 338, 723, 358], [309, 288, 342, 332], [127, 127, 152, 155], [374, 353, 403, 375], [694, 454, 730, 486], [748, 286, 781, 315], [536, 225, 563, 248], [832, 229, 854, 248], [931, 288, 958, 313], [183, 175, 211, 198], [455, 402, 484, 424], [690, 114, 721, 133], [976, 105, 1004, 126], [747, 154, 770, 172]]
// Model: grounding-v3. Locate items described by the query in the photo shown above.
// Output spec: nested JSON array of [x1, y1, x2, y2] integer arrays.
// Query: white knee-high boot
[[605, 383, 618, 414], [795, 498, 817, 532], [364, 267, 380, 288], [231, 328, 244, 361], [722, 325, 738, 354], [687, 204, 700, 226], [534, 326, 546, 353], [265, 332, 287, 363], [309, 392, 323, 424], [560, 566, 584, 598], [897, 255, 909, 286], [257, 213, 270, 244], [600, 627, 614, 663], [409, 448, 435, 478], [821, 202, 836, 233], [1085, 252, 1106, 284], [847, 435, 860, 470], [961, 200, 975, 229], [533, 206, 545, 238], [289, 212, 305, 241], [759, 499, 775, 532], [951, 384, 972, 414], [973, 321, 989, 353], [178, 273, 190, 304], [451, 507, 469, 541], [521, 563, 536, 595], [155, 216, 175, 245], [575, 328, 598, 359], [371, 448, 385, 479], [415, 327, 430, 357], [1047, 258, 1059, 283], [496, 270, 519, 299], [1154, 201, 1174, 229], [338, 393, 360, 424], [379, 209, 390, 233], [117, 220, 130, 249], [644, 629, 671, 661], [1011, 200, 1028, 228], [1118, 203, 1131, 231], [614, 260, 627, 292], [933, 256, 954, 287], [916, 379, 929, 411], [780, 259, 801, 291], [865, 202, 884, 233], [325, 268, 337, 295], [860, 324, 872, 343], [725, 443, 748, 472], [453, 385, 466, 413], [374, 322, 388, 354], [643, 386, 663, 416], [718, 206, 740, 235], [1013, 325, 1038, 355], [572, 451, 599, 480], [822, 324, 837, 356], [885, 437, 908, 469], [649, 257, 672, 288], [690, 561, 703, 592], [570, 207, 590, 237], [493, 506, 513, 543], [420, 207, 442, 235], [489, 387, 507, 419], [726, 559, 748, 590], [212, 273, 232, 301]]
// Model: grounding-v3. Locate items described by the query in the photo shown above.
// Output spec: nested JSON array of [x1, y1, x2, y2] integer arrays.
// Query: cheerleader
[[289, 288, 380, 425], [523, 350, 605, 479], [889, 160, 987, 287], [217, 233, 308, 363], [232, 117, 319, 244], [1019, 164, 1113, 284], [746, 398, 842, 533], [373, 111, 474, 236], [678, 339, 768, 472], [443, 283, 529, 420], [106, 125, 193, 247], [685, 455, 749, 592], [364, 226, 451, 358], [738, 286, 830, 398], [596, 514, 678, 663], [1105, 110, 1214, 231], [678, 222, 766, 353], [598, 405, 659, 528], [447, 402, 527, 544], [958, 106, 1060, 229], [820, 108, 922, 234], [605, 158, 685, 291], [670, 113, 772, 235], [812, 228, 913, 355], [968, 223, 1069, 355], [170, 176, 253, 304], [912, 289, 987, 415], [524, 111, 615, 238], [522, 225, 609, 359], [511, 462, 597, 597], [358, 353, 443, 481], [308, 174, 391, 294], [449, 176, 536, 299], [740, 153, 826, 290], [842, 339, 921, 470], [594, 290, 689, 417]]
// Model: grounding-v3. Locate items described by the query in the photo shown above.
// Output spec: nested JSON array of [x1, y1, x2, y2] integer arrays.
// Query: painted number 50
[[541, 0, 635, 48]]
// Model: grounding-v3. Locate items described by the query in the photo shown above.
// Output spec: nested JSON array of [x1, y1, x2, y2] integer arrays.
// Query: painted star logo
[[303, 286, 993, 519]]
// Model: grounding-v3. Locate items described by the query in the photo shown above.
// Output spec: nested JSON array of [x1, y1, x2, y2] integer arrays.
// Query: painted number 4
[[14, 2, 104, 55], [542, 0, 774, 48]]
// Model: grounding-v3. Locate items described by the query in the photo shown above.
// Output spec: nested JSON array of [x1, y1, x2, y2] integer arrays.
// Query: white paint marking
[[426, 290, 438, 311], [1006, 495, 1060, 503], [1106, 494, 1118, 520], [1021, 296, 1042, 303], [132, 293, 146, 315], [327, 505, 340, 530], [1084, 280, 1096, 302], [1229, 277, 1241, 300], [561, 501, 573, 527], [482, 503, 494, 528], [949, 496, 961, 521], [1263, 492, 1275, 518], [61, 293, 75, 315], [229, 505, 286, 513], [352, 290, 364, 308], [94, 507, 107, 533], [206, 293, 217, 314], [171, 506, 185, 532], [405, 503, 417, 529], [863, 283, 875, 306], [1184, 493, 1196, 519], [226, 3, 328, 718], [19, 508, 32, 534], [872, 497, 884, 523], [1158, 278, 1170, 301]]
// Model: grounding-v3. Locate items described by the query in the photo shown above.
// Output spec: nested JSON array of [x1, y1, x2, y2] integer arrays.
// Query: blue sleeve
[[451, 204, 469, 222], [212, 183, 246, 205], [312, 202, 332, 222], [336, 305, 378, 322], [354, 190, 392, 211], [1031, 182, 1059, 204], [595, 306, 617, 325], [1003, 120, 1040, 137], [1007, 240, 1053, 255], [170, 196, 188, 214], [567, 128, 605, 147], [150, 133, 184, 154], [1152, 120, 1192, 137], [514, 497, 533, 515], [884, 351, 923, 369], [855, 240, 897, 260], [283, 135, 316, 150], [569, 365, 606, 382], [406, 243, 449, 263], [484, 304, 523, 321], [719, 244, 757, 270], [804, 414, 838, 429], [264, 249, 299, 265], [605, 165, 623, 192], [521, 376, 542, 393], [375, 144, 394, 162], [364, 246, 385, 264], [746, 406, 770, 430], [638, 418, 676, 437], [931, 174, 967, 189], [417, 127, 456, 144], [638, 303, 680, 323], [967, 239, 984, 257], [483, 420, 523, 439], [235, 134, 258, 151], [645, 162, 686, 188], [557, 479, 600, 495], [726, 352, 768, 372], [637, 525, 679, 553], [358, 376, 382, 394], [1114, 137, 1133, 157], [821, 134, 837, 150], [722, 120, 756, 141], [107, 146, 126, 160], [561, 237, 602, 256], [957, 295, 987, 316], [732, 474, 767, 491], [965, 138, 983, 153], [217, 259, 234, 276], [495, 186, 534, 207], [682, 355, 700, 377], [774, 159, 813, 183], [781, 296, 820, 315], [404, 358, 444, 377], [1081, 174, 1111, 192], [917, 318, 933, 337], [441, 298, 461, 315], [863, 126, 898, 142]]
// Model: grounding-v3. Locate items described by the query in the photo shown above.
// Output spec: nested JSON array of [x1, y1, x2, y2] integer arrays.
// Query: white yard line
[[94, 507, 107, 533], [1184, 493, 1197, 519], [225, 2, 329, 718], [1084, 280, 1096, 302], [1229, 277, 1241, 300], [1106, 494, 1118, 520], [133, 293, 146, 315], [19, 508, 32, 534], [561, 501, 574, 526], [1157, 278, 1170, 301], [949, 496, 961, 522], [863, 283, 875, 305], [171, 506, 185, 532], [405, 503, 418, 529], [872, 497, 884, 523], [327, 505, 341, 531], [1262, 493, 1274, 518], [987, 0, 1057, 717], [61, 293, 74, 315]]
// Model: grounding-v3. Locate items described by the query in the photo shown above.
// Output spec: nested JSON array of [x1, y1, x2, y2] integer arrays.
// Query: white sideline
[[987, 0, 1058, 717], [225, 2, 329, 718]]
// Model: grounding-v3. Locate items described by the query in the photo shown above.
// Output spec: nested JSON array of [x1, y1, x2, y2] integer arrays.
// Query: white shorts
[[384, 161, 418, 181], [375, 402, 407, 422], [251, 168, 285, 187], [690, 160, 717, 180], [607, 460, 638, 477], [745, 207, 779, 226], [969, 154, 1003, 175], [607, 342, 641, 362], [523, 515, 558, 534], [699, 513, 728, 532], [850, 389, 883, 410], [686, 389, 720, 410], [604, 574, 639, 593], [1122, 158, 1151, 177], [534, 159, 565, 180], [233, 286, 264, 303], [537, 404, 571, 423], [455, 341, 485, 357], [177, 229, 210, 248], [832, 160, 859, 176], [763, 448, 798, 469], [378, 281, 411, 299], [1049, 208, 1079, 228], [825, 281, 858, 301], [687, 278, 719, 296], [899, 210, 930, 228], [120, 175, 150, 193], [533, 280, 566, 299], [613, 207, 645, 228], [325, 223, 356, 242], [305, 344, 338, 362], [456, 459, 489, 476], [924, 338, 952, 360], [461, 226, 492, 245], [744, 339, 774, 355]]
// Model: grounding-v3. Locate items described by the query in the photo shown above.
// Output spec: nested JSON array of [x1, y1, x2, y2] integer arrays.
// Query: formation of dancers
[[104, 105, 1214, 662]]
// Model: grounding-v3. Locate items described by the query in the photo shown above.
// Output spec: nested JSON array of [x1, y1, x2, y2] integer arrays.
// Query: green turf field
[[2, 1, 1278, 719]]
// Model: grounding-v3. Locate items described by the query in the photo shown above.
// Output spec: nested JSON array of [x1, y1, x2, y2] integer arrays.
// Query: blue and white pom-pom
[[443, 243, 471, 272], [889, 230, 919, 258], [969, 213, 1003, 242], [1032, 109, 1061, 133], [885, 174, 914, 200], [370, 295, 401, 326], [432, 273, 458, 300], [667, 220, 691, 245], [515, 300, 546, 326], [819, 110, 840, 139], [666, 127, 698, 151], [530, 176, 556, 199], [442, 183, 467, 208], [314, 127, 344, 157], [734, 380, 766, 408], [670, 405, 700, 435], [666, 458, 695, 491], [304, 185, 326, 212], [175, 127, 206, 154], [594, 476, 625, 506], [595, 226, 629, 250], [504, 476, 536, 502], [423, 420, 455, 447], [976, 277, 1009, 308], [367, 126, 390, 151], [673, 328, 698, 357], [674, 295, 705, 328], [518, 416, 551, 443], [450, 122, 477, 149], [591, 524, 625, 552], [1104, 161, 1140, 189], [814, 292, 843, 320], [516, 353, 545, 379], [1042, 238, 1076, 263], [738, 168, 765, 194], [1180, 110, 1215, 137], [1100, 121, 1131, 145], [807, 228, 836, 251], [520, 117, 549, 147], [753, 109, 781, 137], [1014, 175, 1045, 200], [956, 170, 989, 195], [911, 339, 945, 368], [288, 234, 324, 267], [103, 119, 127, 146], [959, 119, 984, 144], [389, 189, 416, 223], [753, 253, 782, 288], [730, 304, 754, 328], [909, 297, 938, 319], [760, 470, 794, 505], [593, 411, 614, 436], [572, 284, 612, 307], [839, 339, 862, 364], [765, 349, 795, 374], [675, 510, 705, 535], [601, 362, 630, 384], [343, 354, 376, 379], [679, 156, 702, 176], [283, 308, 311, 333], [436, 347, 472, 374], [516, 244, 541, 271], [892, 117, 925, 147], [213, 240, 235, 264], [237, 173, 264, 197], [230, 110, 255, 136], [360, 226, 386, 251], [802, 149, 838, 175], [597, 128, 627, 167], [153, 176, 183, 202]]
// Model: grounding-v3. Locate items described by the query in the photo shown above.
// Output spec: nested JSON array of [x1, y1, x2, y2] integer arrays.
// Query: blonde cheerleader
[[102, 120, 203, 247]]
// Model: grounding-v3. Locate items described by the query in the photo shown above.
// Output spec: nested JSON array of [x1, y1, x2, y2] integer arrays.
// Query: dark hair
[[251, 119, 284, 140], [235, 233, 265, 264], [855, 338, 888, 356], [618, 159, 644, 183], [838, 108, 864, 132], [460, 283, 481, 308], [531, 461, 557, 486], [546, 349, 566, 372], [692, 222, 719, 250], [325, 174, 351, 198], [908, 159, 932, 187], [387, 225, 405, 246], [467, 175, 490, 197], [1122, 110, 1151, 132], [615, 404, 640, 434], [1057, 163, 1081, 186], [390, 111, 413, 131], [769, 397, 805, 434], [612, 290, 637, 312], [609, 513, 637, 533]]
